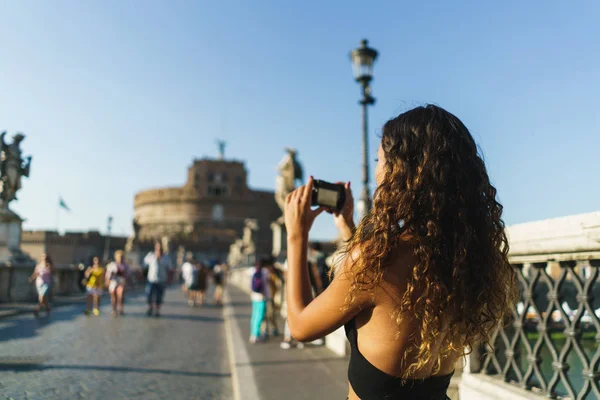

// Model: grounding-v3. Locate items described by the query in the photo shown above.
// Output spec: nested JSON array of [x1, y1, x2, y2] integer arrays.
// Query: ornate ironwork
[[480, 259, 600, 399]]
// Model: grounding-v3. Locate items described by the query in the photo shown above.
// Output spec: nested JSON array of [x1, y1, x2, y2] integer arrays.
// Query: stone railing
[[461, 212, 600, 400], [461, 256, 600, 400]]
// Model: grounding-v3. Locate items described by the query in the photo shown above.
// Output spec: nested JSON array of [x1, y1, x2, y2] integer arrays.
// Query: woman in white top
[[105, 250, 130, 316]]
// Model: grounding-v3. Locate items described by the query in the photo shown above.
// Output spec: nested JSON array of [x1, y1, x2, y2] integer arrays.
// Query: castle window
[[212, 204, 224, 221], [208, 172, 215, 182], [208, 185, 227, 197]]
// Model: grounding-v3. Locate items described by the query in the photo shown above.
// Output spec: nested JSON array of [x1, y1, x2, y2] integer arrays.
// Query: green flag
[[59, 197, 71, 212]]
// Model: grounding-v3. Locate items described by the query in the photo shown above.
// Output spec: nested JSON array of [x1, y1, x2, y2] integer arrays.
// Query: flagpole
[[56, 196, 60, 234]]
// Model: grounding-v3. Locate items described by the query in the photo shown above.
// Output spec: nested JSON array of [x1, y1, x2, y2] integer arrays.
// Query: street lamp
[[103, 215, 113, 262], [350, 39, 378, 220]]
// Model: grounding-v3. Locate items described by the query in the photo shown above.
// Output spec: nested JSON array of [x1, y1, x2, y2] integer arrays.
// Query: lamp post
[[103, 215, 113, 262], [350, 39, 378, 220]]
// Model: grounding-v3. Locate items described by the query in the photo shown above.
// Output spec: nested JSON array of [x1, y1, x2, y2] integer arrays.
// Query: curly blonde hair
[[344, 105, 518, 378]]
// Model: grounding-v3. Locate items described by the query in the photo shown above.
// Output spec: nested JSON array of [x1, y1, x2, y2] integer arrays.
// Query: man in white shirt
[[143, 242, 173, 317]]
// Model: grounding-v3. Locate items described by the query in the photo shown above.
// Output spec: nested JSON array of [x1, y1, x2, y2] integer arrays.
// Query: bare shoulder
[[373, 242, 418, 303]]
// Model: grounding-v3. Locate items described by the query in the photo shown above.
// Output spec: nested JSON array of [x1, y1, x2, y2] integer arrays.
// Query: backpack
[[251, 269, 263, 293]]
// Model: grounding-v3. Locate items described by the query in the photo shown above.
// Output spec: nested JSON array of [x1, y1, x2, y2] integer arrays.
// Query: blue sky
[[0, 1, 598, 240]]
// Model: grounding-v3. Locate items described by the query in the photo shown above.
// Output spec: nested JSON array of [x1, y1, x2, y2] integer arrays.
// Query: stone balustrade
[[461, 212, 600, 400], [0, 262, 82, 302]]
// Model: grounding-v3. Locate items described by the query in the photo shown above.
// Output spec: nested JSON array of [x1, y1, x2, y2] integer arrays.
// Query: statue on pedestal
[[242, 219, 259, 255], [226, 219, 259, 267], [272, 147, 303, 258], [0, 132, 32, 208], [125, 217, 141, 252], [0, 132, 33, 262], [274, 148, 303, 221]]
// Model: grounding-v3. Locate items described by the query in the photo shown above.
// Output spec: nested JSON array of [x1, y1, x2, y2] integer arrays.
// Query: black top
[[344, 319, 453, 400]]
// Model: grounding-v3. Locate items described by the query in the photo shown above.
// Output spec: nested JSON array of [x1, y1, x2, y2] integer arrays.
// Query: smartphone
[[311, 180, 345, 212]]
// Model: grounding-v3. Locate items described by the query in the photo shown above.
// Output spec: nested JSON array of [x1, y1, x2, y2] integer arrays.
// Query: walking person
[[212, 263, 225, 305], [279, 259, 304, 350], [284, 105, 518, 400], [28, 253, 55, 318], [105, 250, 130, 316], [195, 262, 209, 306], [262, 258, 281, 337], [83, 256, 105, 316], [143, 242, 173, 317], [181, 252, 197, 306], [309, 243, 330, 291], [249, 258, 271, 344]]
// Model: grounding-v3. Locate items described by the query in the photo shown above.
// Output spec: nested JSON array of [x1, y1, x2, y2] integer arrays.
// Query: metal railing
[[477, 258, 600, 399]]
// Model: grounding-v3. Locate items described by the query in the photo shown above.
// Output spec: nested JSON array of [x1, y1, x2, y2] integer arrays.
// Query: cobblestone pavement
[[0, 287, 232, 400]]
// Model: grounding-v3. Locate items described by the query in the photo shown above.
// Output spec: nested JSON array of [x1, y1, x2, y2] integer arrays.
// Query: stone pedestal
[[271, 221, 287, 260], [0, 207, 23, 262], [0, 262, 37, 302], [125, 246, 144, 284]]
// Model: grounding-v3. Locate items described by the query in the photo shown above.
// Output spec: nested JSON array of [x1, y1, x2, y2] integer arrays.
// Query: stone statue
[[0, 132, 32, 207], [226, 219, 259, 267], [242, 218, 259, 253], [275, 148, 303, 216], [125, 217, 142, 252], [161, 235, 171, 254], [216, 140, 226, 160], [227, 238, 244, 267], [132, 217, 141, 240]]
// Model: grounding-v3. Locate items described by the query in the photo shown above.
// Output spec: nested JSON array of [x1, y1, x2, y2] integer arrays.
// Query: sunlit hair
[[343, 104, 518, 378], [42, 253, 53, 266], [114, 250, 125, 259]]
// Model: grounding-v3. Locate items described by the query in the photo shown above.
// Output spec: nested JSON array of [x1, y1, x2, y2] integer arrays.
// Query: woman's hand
[[284, 177, 326, 240], [333, 182, 355, 241]]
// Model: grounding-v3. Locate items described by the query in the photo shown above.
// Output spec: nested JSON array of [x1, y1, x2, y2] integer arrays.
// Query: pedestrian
[[279, 259, 304, 350], [309, 242, 330, 291], [143, 241, 173, 317], [83, 256, 105, 316], [263, 258, 281, 337], [283, 105, 518, 400], [181, 252, 196, 306], [195, 262, 209, 306], [249, 257, 271, 344], [306, 243, 327, 346], [105, 250, 130, 316], [212, 263, 225, 305], [28, 253, 55, 318]]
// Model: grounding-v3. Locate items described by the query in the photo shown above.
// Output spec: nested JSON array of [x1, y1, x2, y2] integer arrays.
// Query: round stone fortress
[[134, 156, 281, 262]]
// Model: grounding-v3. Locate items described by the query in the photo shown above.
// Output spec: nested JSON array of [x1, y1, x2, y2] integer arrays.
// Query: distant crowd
[[28, 241, 229, 319]]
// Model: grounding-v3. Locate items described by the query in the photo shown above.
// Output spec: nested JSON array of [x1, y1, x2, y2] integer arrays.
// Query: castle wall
[[133, 158, 281, 262]]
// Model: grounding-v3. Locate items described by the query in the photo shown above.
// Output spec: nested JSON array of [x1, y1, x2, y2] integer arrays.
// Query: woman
[[284, 105, 518, 400], [83, 256, 105, 316], [181, 253, 195, 305], [249, 258, 271, 344], [28, 253, 55, 318], [195, 262, 209, 306], [105, 250, 130, 316], [213, 264, 225, 305]]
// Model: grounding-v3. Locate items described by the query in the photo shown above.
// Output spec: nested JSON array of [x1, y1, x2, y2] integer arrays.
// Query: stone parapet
[[0, 262, 82, 303]]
